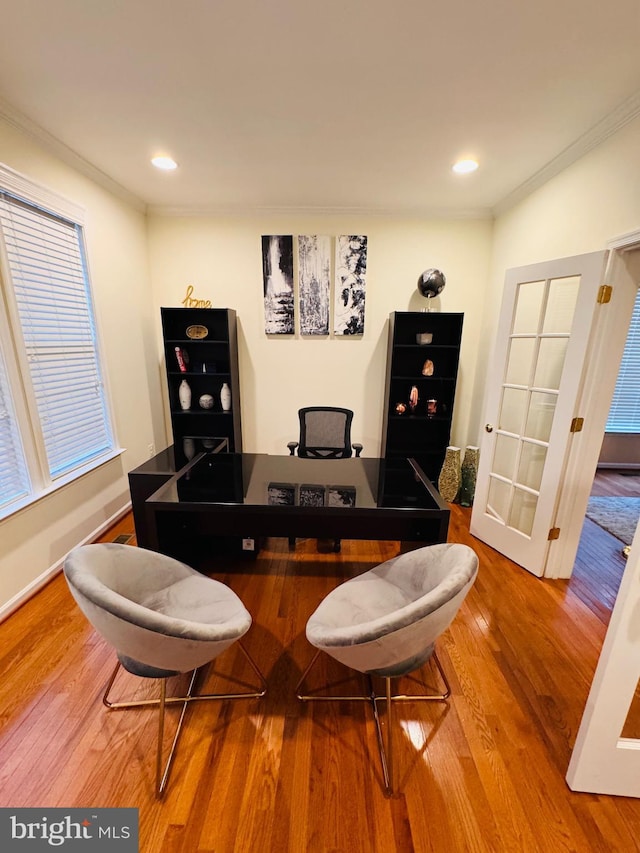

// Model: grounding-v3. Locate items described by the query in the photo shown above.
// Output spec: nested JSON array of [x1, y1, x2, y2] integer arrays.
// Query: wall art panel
[[298, 235, 330, 335], [334, 235, 367, 335], [262, 235, 294, 334]]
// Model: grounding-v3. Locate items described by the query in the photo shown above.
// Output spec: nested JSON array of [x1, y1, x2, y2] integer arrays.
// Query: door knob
[[485, 423, 494, 433]]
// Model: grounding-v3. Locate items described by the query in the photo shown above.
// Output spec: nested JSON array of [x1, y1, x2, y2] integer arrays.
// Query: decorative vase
[[438, 446, 461, 503], [183, 437, 196, 460], [220, 382, 231, 412], [459, 445, 480, 507], [199, 393, 214, 410], [178, 379, 191, 411]]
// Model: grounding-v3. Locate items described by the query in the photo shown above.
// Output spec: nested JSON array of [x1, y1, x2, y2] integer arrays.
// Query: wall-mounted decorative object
[[199, 394, 214, 410], [181, 284, 212, 308], [186, 324, 208, 340], [416, 332, 433, 345], [334, 235, 367, 335], [417, 268, 446, 311], [299, 235, 330, 335], [409, 385, 419, 413], [262, 235, 294, 334], [174, 346, 188, 372], [459, 445, 480, 507], [178, 379, 192, 411], [438, 446, 461, 502], [220, 382, 231, 412], [422, 359, 434, 376]]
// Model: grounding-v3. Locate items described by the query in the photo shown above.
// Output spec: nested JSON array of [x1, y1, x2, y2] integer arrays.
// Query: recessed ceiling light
[[452, 158, 479, 174], [151, 155, 178, 171]]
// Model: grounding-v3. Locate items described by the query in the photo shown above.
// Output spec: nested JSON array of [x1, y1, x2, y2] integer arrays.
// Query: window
[[0, 345, 30, 511], [606, 287, 640, 433], [0, 164, 115, 518]]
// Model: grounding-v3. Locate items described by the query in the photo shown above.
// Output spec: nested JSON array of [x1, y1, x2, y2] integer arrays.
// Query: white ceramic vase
[[178, 379, 191, 411], [183, 437, 196, 460], [220, 382, 231, 412]]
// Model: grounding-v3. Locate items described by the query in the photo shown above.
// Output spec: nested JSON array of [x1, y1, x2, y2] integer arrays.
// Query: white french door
[[470, 251, 608, 576]]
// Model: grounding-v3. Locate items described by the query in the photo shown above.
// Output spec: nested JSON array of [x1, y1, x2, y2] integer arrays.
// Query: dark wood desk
[[132, 451, 449, 564]]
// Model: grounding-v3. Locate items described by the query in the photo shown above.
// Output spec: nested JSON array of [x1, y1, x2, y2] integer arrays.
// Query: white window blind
[[0, 191, 114, 479], [606, 287, 640, 433], [0, 346, 30, 509]]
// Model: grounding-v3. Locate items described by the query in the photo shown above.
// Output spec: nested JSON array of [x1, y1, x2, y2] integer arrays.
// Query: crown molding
[[492, 90, 640, 217], [0, 95, 146, 213], [147, 203, 494, 220]]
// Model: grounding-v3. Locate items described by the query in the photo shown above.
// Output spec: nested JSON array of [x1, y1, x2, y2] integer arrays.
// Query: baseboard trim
[[0, 500, 132, 624]]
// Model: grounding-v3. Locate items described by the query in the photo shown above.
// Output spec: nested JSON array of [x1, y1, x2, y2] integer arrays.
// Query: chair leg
[[297, 649, 450, 795], [101, 642, 267, 797]]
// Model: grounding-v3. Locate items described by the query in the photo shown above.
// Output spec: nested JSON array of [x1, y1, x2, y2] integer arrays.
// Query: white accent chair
[[296, 542, 478, 794], [64, 543, 266, 797]]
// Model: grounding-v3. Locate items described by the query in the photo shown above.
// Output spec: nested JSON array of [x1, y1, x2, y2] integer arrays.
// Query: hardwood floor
[[1, 501, 640, 852]]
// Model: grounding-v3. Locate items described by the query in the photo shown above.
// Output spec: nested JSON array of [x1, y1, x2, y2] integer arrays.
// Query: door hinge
[[548, 527, 561, 541], [570, 417, 584, 433], [597, 284, 613, 304]]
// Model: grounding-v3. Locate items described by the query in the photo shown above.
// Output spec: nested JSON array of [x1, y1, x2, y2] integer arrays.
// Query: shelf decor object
[[186, 324, 209, 340], [381, 311, 464, 486], [178, 379, 192, 411], [161, 307, 242, 466], [220, 382, 231, 412], [438, 446, 461, 503], [459, 445, 480, 507]]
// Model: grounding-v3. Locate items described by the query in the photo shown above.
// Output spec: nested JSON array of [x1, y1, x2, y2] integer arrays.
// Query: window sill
[[0, 447, 126, 523]]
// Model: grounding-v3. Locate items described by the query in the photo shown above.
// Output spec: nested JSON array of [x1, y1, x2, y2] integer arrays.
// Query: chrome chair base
[[102, 642, 267, 797], [296, 649, 450, 795]]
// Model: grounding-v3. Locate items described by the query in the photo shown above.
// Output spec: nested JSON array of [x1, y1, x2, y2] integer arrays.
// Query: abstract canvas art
[[262, 235, 294, 334], [298, 235, 330, 335], [334, 235, 367, 335]]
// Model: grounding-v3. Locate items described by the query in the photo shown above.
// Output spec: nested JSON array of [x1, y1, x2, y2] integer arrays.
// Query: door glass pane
[[508, 488, 537, 536], [487, 477, 511, 524], [543, 276, 580, 334], [500, 387, 528, 434], [505, 337, 536, 385], [517, 443, 547, 491], [534, 337, 568, 390], [524, 391, 558, 441], [493, 434, 519, 480], [513, 281, 545, 334]]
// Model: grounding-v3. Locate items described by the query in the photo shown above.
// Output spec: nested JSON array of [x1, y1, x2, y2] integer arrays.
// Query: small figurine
[[409, 385, 419, 413], [395, 402, 407, 415]]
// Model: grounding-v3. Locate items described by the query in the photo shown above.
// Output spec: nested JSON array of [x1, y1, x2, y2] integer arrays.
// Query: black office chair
[[287, 407, 363, 552], [287, 406, 363, 459]]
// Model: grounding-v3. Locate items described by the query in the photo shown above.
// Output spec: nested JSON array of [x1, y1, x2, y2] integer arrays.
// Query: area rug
[[585, 496, 640, 545]]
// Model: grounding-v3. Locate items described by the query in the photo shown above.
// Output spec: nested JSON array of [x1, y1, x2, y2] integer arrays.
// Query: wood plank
[[0, 505, 639, 851]]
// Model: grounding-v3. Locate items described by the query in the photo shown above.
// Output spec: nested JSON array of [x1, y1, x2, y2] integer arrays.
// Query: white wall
[[147, 214, 493, 457], [469, 115, 640, 441], [0, 117, 161, 613]]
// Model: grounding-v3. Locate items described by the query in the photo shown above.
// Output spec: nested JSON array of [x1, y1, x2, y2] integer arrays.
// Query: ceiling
[[1, 0, 639, 216]]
